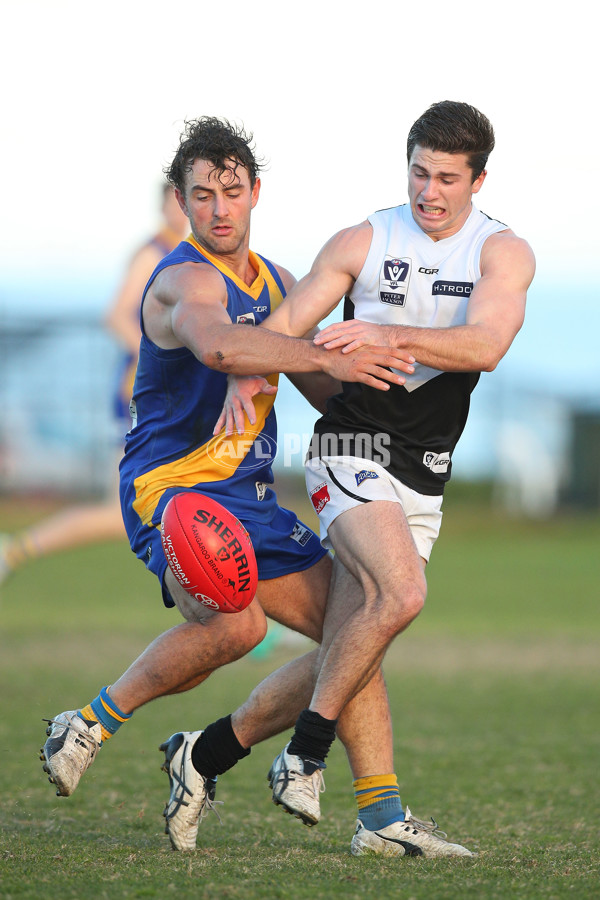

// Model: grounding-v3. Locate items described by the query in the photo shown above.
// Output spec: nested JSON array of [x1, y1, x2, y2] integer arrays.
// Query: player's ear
[[471, 169, 486, 194], [175, 187, 189, 216], [251, 177, 261, 209]]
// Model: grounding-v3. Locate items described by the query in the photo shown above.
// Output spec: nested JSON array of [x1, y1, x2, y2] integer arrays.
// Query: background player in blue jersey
[[0, 183, 187, 586], [41, 118, 416, 853]]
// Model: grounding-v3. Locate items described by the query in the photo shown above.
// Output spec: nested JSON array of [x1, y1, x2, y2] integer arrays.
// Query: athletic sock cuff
[[353, 773, 399, 791], [97, 687, 132, 722], [288, 708, 337, 762], [191, 715, 251, 779]]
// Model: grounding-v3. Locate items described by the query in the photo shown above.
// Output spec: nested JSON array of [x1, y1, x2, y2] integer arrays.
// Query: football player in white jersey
[[220, 101, 535, 857]]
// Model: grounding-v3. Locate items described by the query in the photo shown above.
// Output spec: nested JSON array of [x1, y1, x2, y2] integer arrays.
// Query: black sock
[[288, 708, 337, 769], [191, 715, 251, 779]]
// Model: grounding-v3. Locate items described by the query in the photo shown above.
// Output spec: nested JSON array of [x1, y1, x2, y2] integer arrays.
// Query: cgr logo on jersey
[[379, 256, 411, 306], [423, 450, 451, 474], [254, 305, 267, 313], [237, 313, 256, 325], [355, 469, 379, 486], [432, 281, 473, 297]]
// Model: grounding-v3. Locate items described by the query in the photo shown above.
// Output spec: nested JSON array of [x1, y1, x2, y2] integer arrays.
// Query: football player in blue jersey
[[40, 117, 416, 854]]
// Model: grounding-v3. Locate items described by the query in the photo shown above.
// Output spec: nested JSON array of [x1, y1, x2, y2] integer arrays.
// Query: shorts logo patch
[[355, 469, 379, 486], [255, 482, 268, 501], [423, 450, 451, 473], [310, 482, 331, 514], [291, 522, 312, 546]]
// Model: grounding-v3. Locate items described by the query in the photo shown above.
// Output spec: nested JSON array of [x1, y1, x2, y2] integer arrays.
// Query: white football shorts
[[305, 455, 443, 561]]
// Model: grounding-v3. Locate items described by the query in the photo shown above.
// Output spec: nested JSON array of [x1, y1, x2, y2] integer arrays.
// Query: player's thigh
[[257, 553, 332, 642], [165, 567, 267, 636], [329, 499, 426, 596]]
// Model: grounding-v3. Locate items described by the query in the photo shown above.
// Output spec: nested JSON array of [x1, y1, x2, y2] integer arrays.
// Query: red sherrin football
[[161, 492, 258, 613]]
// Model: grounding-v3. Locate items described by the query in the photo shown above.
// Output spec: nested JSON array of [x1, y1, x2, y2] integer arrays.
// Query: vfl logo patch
[[291, 522, 312, 546], [432, 281, 473, 297], [237, 313, 256, 325], [379, 256, 411, 307], [423, 451, 451, 474], [310, 482, 331, 514], [355, 470, 379, 486]]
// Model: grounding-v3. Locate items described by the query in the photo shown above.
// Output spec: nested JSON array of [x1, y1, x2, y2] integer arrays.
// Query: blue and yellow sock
[[353, 774, 405, 830], [79, 686, 132, 744]]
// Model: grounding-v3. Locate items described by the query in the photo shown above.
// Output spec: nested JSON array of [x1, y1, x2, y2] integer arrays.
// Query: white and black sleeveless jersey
[[310, 204, 508, 495]]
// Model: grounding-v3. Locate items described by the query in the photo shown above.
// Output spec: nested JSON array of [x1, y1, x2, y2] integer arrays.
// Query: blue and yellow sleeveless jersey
[[119, 237, 326, 601]]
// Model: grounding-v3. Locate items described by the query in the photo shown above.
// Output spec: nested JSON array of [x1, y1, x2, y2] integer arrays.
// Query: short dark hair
[[407, 101, 495, 180], [165, 116, 264, 192]]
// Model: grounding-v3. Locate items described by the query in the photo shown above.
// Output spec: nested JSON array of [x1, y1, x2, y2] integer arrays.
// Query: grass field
[[0, 481, 599, 899]]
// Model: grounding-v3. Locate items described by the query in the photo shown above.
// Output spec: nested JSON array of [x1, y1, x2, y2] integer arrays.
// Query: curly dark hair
[[407, 101, 495, 180], [165, 116, 264, 193]]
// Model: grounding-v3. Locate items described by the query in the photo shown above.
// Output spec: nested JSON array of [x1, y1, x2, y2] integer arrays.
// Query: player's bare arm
[[212, 227, 416, 434], [265, 222, 389, 339], [270, 266, 343, 413], [315, 231, 535, 372], [144, 255, 411, 389], [106, 243, 163, 354], [213, 266, 342, 436]]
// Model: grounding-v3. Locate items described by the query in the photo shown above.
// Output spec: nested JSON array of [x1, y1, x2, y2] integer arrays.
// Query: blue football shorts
[[129, 488, 328, 609]]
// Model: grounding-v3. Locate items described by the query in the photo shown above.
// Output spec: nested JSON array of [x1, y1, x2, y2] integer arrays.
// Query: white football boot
[[159, 731, 219, 851], [351, 806, 475, 858], [268, 743, 325, 826], [41, 710, 102, 796]]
